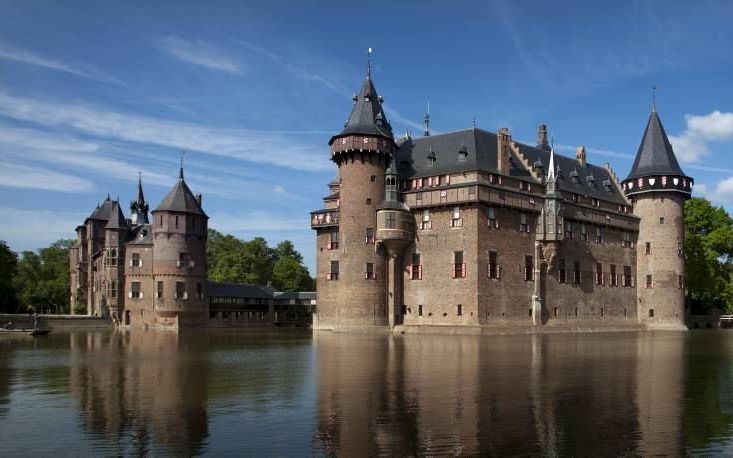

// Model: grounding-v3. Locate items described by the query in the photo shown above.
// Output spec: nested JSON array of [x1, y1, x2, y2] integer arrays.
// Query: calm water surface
[[1, 329, 733, 456]]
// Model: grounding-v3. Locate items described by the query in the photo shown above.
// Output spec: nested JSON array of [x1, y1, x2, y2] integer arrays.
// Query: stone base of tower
[[642, 323, 688, 331]]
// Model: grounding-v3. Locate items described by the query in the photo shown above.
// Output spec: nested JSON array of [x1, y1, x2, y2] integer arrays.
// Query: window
[[365, 228, 375, 244], [131, 252, 141, 267], [418, 304, 423, 316], [175, 215, 179, 228], [108, 248, 118, 266], [130, 281, 141, 299], [519, 181, 531, 191], [328, 231, 339, 250], [159, 215, 163, 226], [595, 263, 603, 285], [554, 307, 559, 317], [177, 252, 191, 268], [197, 282, 203, 299], [624, 266, 633, 287], [488, 251, 500, 279], [573, 261, 581, 285], [410, 253, 422, 280], [385, 212, 396, 229], [571, 193, 579, 203], [678, 243, 683, 257], [610, 264, 618, 286], [649, 309, 655, 318], [442, 175, 451, 185], [451, 207, 462, 227], [679, 275, 684, 289], [645, 242, 652, 255], [520, 213, 531, 233], [565, 222, 574, 239], [156, 281, 163, 299], [175, 281, 187, 299], [365, 262, 376, 280], [524, 255, 534, 281], [601, 307, 605, 318], [645, 274, 653, 289], [487, 207, 498, 228], [457, 304, 463, 316], [421, 209, 432, 230], [594, 226, 602, 244], [328, 261, 339, 280], [580, 224, 588, 241], [370, 175, 376, 182], [558, 259, 566, 283], [659, 217, 665, 224], [452, 251, 466, 278], [366, 198, 372, 205], [592, 198, 600, 207], [109, 280, 117, 298], [622, 232, 632, 248]]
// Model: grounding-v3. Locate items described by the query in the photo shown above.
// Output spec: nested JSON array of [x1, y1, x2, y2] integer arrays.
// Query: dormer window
[[569, 169, 580, 184], [458, 145, 468, 161], [586, 175, 596, 187], [427, 150, 437, 166], [603, 179, 613, 192]]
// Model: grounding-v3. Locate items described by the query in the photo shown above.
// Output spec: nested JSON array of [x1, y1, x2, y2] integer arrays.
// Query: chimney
[[537, 124, 549, 150], [576, 145, 587, 167], [497, 127, 511, 175]]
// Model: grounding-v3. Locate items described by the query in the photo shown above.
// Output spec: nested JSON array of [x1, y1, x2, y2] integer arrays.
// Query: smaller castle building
[[69, 167, 209, 328]]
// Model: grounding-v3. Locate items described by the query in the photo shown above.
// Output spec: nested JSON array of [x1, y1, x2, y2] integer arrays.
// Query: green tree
[[685, 197, 733, 312], [13, 239, 73, 314], [272, 256, 313, 291], [0, 241, 19, 312]]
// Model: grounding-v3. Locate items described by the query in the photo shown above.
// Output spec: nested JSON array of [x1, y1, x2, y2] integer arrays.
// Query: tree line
[[2, 198, 733, 314]]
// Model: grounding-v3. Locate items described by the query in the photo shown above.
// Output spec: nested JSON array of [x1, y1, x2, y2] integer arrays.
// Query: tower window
[[679, 275, 684, 289], [370, 175, 376, 182], [558, 259, 566, 283], [130, 281, 141, 299], [488, 251, 500, 279], [175, 281, 187, 300], [624, 266, 633, 287], [594, 226, 603, 243], [645, 242, 652, 255], [156, 281, 163, 299], [451, 207, 462, 227], [366, 198, 372, 205], [519, 213, 531, 233], [595, 262, 603, 285], [131, 252, 141, 267], [175, 215, 179, 228], [328, 231, 339, 250], [610, 264, 617, 286], [365, 228, 375, 244], [457, 304, 463, 316], [646, 274, 653, 289], [328, 261, 339, 280], [418, 304, 423, 316], [385, 212, 396, 229], [410, 253, 422, 280], [678, 243, 683, 256], [453, 251, 466, 278], [649, 309, 655, 318], [524, 255, 534, 281], [421, 209, 431, 230], [109, 280, 117, 298], [565, 222, 574, 239], [580, 224, 587, 241], [159, 215, 163, 226], [487, 207, 498, 228], [365, 262, 375, 280], [573, 261, 581, 285], [659, 217, 665, 224]]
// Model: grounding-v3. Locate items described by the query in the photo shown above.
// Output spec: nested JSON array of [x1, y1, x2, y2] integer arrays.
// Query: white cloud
[[0, 206, 87, 252], [274, 185, 285, 194], [158, 36, 242, 74], [694, 177, 733, 204], [0, 91, 331, 172], [0, 162, 92, 192], [669, 111, 733, 163], [0, 42, 124, 85]]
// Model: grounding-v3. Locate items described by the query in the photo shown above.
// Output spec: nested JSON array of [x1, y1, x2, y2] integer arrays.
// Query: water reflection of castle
[[68, 331, 209, 456], [313, 333, 687, 455]]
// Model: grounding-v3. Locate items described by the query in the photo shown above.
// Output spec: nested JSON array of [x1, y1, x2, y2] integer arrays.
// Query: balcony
[[311, 210, 339, 229]]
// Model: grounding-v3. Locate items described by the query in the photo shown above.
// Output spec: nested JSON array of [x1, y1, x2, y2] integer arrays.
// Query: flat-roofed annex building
[[311, 69, 692, 331]]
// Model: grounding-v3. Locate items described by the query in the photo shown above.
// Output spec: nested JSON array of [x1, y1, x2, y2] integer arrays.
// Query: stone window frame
[[519, 213, 531, 233], [452, 251, 466, 279], [594, 226, 603, 244], [175, 281, 187, 300], [565, 222, 574, 239], [156, 281, 164, 299], [130, 252, 142, 267], [487, 207, 498, 229], [129, 281, 142, 299], [327, 261, 339, 281], [610, 264, 618, 287], [327, 231, 339, 250], [365, 227, 375, 244], [645, 242, 652, 255], [365, 262, 376, 280], [420, 209, 432, 230], [580, 224, 588, 241]]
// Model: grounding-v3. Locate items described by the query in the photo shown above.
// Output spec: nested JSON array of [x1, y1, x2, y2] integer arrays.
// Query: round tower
[[622, 108, 693, 328], [151, 167, 208, 328], [319, 68, 394, 328]]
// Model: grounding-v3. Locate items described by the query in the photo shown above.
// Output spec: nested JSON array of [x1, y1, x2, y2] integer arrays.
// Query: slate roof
[[105, 200, 129, 230], [153, 173, 207, 217], [206, 281, 273, 299], [395, 128, 628, 205], [329, 75, 393, 144], [89, 196, 115, 221], [625, 110, 687, 181], [127, 224, 153, 245], [274, 291, 316, 300]]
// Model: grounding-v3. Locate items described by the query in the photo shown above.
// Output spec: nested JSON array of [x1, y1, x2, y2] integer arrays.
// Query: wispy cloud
[[0, 206, 87, 251], [158, 36, 242, 74], [0, 91, 331, 172], [555, 143, 635, 160], [0, 42, 124, 85], [0, 162, 92, 192], [210, 210, 309, 233], [695, 176, 733, 204], [669, 111, 733, 163]]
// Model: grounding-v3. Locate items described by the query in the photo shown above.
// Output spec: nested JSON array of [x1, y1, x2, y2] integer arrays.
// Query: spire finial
[[367, 47, 372, 78], [179, 150, 185, 179], [652, 85, 657, 112], [423, 99, 431, 137], [548, 137, 556, 181], [472, 117, 476, 129]]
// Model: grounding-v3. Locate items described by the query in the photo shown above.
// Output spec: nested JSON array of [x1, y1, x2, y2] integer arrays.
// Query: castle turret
[[103, 200, 129, 320], [621, 108, 692, 328], [376, 154, 414, 327], [130, 173, 150, 225], [151, 166, 208, 327], [317, 64, 395, 329]]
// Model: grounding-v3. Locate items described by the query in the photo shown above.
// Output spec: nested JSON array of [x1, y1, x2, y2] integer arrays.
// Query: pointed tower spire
[[179, 151, 185, 179], [547, 143, 556, 182], [625, 109, 686, 182], [130, 172, 150, 225]]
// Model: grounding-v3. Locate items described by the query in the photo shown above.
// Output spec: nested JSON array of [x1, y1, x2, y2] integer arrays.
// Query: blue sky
[[1, 0, 732, 273]]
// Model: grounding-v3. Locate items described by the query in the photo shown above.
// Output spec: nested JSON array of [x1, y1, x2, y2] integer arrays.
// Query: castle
[[311, 69, 693, 331], [69, 167, 209, 328]]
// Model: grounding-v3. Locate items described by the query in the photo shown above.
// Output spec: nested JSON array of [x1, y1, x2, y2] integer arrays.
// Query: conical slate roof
[[105, 201, 129, 230], [89, 196, 115, 221], [329, 75, 393, 144], [625, 110, 686, 181], [153, 170, 207, 217]]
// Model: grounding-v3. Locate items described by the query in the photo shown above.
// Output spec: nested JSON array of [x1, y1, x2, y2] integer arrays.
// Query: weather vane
[[652, 85, 657, 111], [367, 47, 372, 77]]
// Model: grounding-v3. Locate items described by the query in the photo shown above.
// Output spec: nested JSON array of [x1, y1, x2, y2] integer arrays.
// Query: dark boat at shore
[[0, 328, 51, 336]]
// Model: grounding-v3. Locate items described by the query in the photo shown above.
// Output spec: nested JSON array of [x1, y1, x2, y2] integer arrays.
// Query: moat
[[1, 329, 732, 455]]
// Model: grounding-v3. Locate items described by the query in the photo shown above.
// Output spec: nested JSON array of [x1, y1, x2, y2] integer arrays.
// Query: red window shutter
[[451, 264, 456, 278], [445, 175, 450, 184], [407, 265, 413, 277], [498, 264, 502, 279], [418, 265, 423, 280], [326, 273, 332, 280], [462, 263, 467, 278], [458, 219, 463, 227]]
